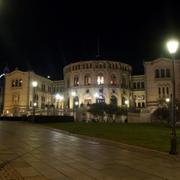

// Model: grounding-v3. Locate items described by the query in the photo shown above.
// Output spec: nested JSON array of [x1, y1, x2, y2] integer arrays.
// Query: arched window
[[97, 74, 104, 85], [99, 64, 103, 69], [12, 80, 15, 87], [155, 69, 159, 78], [19, 79, 23, 87], [110, 95, 117, 105], [15, 80, 18, 87], [110, 74, 116, 85], [74, 76, 79, 86], [84, 75, 91, 85]]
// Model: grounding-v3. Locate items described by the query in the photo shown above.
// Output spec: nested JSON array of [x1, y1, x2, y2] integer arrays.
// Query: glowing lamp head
[[166, 98, 170, 103], [59, 96, 64, 101], [125, 100, 129, 105], [33, 102, 37, 107], [75, 101, 79, 106], [55, 93, 61, 100], [32, 81, 38, 87], [71, 91, 76, 97], [167, 39, 179, 54], [94, 92, 99, 98]]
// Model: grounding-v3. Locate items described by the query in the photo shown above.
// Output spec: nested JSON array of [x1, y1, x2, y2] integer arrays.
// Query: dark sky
[[0, 1, 180, 79]]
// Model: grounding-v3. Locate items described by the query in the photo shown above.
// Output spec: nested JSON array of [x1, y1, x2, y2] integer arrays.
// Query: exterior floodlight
[[167, 39, 179, 54], [55, 93, 61, 100], [71, 91, 76, 97], [166, 98, 170, 103], [125, 100, 129, 105], [59, 95, 64, 101], [33, 102, 37, 107], [75, 101, 79, 106], [32, 81, 38, 87], [94, 92, 99, 98]]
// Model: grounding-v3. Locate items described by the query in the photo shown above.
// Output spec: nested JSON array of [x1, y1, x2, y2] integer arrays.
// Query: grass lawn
[[44, 122, 180, 152]]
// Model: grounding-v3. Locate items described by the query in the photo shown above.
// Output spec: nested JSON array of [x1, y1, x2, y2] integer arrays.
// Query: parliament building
[[2, 58, 180, 116]]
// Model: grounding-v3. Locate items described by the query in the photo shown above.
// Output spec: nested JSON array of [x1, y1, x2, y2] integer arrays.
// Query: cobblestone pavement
[[0, 121, 180, 179]]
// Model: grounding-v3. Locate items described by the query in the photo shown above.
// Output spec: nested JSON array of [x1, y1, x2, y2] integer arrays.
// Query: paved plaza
[[0, 122, 180, 179]]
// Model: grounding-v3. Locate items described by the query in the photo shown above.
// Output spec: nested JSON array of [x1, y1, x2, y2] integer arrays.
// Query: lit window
[[12, 80, 16, 87], [19, 79, 23, 87], [74, 76, 79, 86], [110, 74, 116, 85], [84, 75, 91, 85], [97, 74, 104, 85]]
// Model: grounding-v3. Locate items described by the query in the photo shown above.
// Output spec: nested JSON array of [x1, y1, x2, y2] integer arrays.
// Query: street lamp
[[167, 39, 179, 154], [32, 81, 38, 121], [166, 98, 170, 103], [71, 91, 78, 120], [125, 100, 129, 106]]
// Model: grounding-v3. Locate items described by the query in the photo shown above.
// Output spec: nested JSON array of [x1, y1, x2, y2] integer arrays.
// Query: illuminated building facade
[[2, 58, 180, 116]]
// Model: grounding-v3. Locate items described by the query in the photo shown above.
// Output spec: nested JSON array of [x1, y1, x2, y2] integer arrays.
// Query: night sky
[[0, 1, 180, 79]]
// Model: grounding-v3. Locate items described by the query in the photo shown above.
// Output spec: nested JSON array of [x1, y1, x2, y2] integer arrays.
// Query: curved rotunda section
[[63, 60, 132, 109]]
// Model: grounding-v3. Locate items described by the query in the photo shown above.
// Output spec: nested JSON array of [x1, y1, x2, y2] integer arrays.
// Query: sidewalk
[[0, 121, 180, 179]]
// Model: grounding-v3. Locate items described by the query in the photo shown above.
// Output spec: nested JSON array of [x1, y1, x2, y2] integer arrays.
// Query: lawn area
[[44, 122, 180, 152]]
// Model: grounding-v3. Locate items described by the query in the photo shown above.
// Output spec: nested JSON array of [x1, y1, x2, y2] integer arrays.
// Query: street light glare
[[55, 93, 64, 101], [94, 92, 99, 98], [167, 39, 179, 54], [166, 98, 170, 102], [71, 91, 76, 97], [125, 100, 129, 105], [32, 81, 38, 87], [55, 93, 61, 100]]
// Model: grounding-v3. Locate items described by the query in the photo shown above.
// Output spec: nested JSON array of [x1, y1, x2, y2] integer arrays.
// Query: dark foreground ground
[[0, 121, 180, 179]]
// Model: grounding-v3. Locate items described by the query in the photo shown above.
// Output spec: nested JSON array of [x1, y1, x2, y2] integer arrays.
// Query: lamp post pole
[[170, 54, 177, 154], [167, 39, 179, 155], [71, 91, 76, 120]]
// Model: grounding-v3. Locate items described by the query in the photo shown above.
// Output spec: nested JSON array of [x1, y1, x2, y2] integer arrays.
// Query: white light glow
[[167, 39, 179, 54], [75, 101, 79, 106], [71, 91, 76, 97], [166, 98, 170, 102], [33, 102, 37, 107], [55, 93, 64, 101], [55, 93, 61, 100], [94, 92, 99, 98], [32, 81, 38, 87], [125, 100, 129, 105], [97, 76, 104, 85]]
